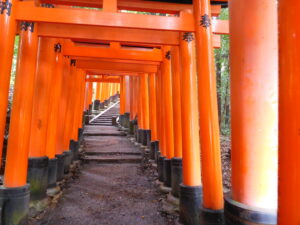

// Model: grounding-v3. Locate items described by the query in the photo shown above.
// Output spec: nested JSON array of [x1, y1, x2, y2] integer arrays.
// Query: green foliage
[[8, 35, 19, 106], [215, 9, 230, 136]]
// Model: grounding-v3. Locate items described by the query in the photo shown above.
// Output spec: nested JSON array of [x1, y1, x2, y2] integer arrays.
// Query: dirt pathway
[[35, 105, 172, 225]]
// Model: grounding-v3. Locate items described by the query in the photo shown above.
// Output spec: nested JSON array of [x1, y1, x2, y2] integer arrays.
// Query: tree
[[215, 8, 230, 136]]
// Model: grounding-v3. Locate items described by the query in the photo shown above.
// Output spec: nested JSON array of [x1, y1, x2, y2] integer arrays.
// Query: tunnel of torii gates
[[0, 0, 299, 224]]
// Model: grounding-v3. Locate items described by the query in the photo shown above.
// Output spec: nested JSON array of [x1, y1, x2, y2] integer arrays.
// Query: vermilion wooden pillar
[[129, 76, 135, 121], [141, 74, 150, 129], [120, 78, 124, 115], [60, 60, 77, 174], [63, 62, 77, 149], [278, 1, 300, 224], [156, 69, 162, 156], [161, 46, 175, 188], [4, 22, 38, 188], [100, 82, 107, 103], [45, 40, 64, 188], [137, 75, 145, 142], [156, 67, 165, 182], [84, 82, 89, 111], [56, 57, 71, 156], [120, 77, 126, 115], [128, 76, 137, 135], [46, 41, 64, 159], [148, 72, 159, 162], [170, 46, 182, 159], [96, 82, 101, 100], [28, 37, 56, 202], [178, 32, 202, 225], [93, 81, 102, 110], [125, 76, 130, 114], [78, 71, 86, 129], [1, 17, 34, 225], [71, 68, 83, 141], [87, 81, 93, 108], [149, 73, 157, 142], [0, 0, 17, 168], [28, 38, 55, 157], [193, 1, 224, 222], [170, 45, 183, 197], [228, 0, 278, 224], [139, 73, 150, 145]]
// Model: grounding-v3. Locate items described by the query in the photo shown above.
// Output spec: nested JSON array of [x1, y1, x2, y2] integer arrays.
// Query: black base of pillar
[[163, 158, 172, 187], [112, 116, 117, 126], [27, 156, 49, 202], [78, 128, 83, 142], [70, 140, 79, 161], [0, 184, 30, 225], [179, 184, 202, 225], [63, 151, 72, 174], [150, 141, 156, 160], [141, 129, 150, 146], [119, 114, 124, 127], [99, 102, 105, 109], [104, 100, 109, 107], [146, 130, 151, 147], [200, 207, 224, 225], [137, 129, 143, 144], [82, 111, 86, 127], [93, 100, 100, 110], [224, 194, 276, 225], [129, 120, 136, 135], [171, 157, 182, 197], [84, 115, 90, 125], [157, 156, 165, 182], [155, 142, 160, 163], [124, 112, 130, 128], [88, 104, 93, 114], [134, 124, 138, 139], [47, 158, 58, 188], [55, 153, 65, 181]]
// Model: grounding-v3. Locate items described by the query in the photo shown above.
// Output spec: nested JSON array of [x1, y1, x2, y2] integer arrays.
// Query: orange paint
[[120, 77, 126, 115], [56, 57, 71, 154], [46, 39, 65, 159], [171, 46, 182, 158], [78, 71, 86, 128], [278, 1, 300, 223], [71, 69, 84, 141], [0, 0, 17, 168], [155, 69, 162, 148], [179, 32, 201, 187], [96, 82, 101, 100], [230, 0, 278, 210], [62, 62, 77, 149], [64, 41, 162, 62], [161, 46, 174, 159], [77, 60, 158, 73], [149, 73, 157, 141], [28, 38, 55, 158], [4, 22, 39, 187], [140, 73, 150, 129], [129, 76, 135, 120], [124, 76, 130, 113], [193, 0, 224, 209], [137, 76, 143, 128]]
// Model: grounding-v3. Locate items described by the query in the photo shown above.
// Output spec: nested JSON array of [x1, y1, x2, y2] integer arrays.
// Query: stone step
[[84, 155, 142, 164], [84, 132, 125, 136], [85, 152, 141, 156]]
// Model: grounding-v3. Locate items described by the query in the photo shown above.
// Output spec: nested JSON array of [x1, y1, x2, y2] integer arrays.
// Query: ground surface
[[35, 103, 174, 225]]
